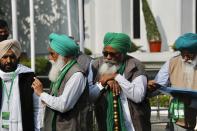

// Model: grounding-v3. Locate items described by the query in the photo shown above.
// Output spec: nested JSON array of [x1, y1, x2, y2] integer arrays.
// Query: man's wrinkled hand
[[32, 77, 43, 96], [107, 80, 121, 96], [148, 80, 161, 92], [99, 73, 117, 87]]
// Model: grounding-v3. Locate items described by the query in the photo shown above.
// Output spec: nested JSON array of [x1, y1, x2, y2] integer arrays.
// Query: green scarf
[[106, 62, 127, 131], [50, 59, 77, 131]]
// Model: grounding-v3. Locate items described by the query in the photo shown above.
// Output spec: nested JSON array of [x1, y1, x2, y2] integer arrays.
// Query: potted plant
[[142, 0, 162, 52]]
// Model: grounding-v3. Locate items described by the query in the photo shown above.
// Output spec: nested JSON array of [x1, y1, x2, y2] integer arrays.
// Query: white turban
[[0, 39, 21, 59]]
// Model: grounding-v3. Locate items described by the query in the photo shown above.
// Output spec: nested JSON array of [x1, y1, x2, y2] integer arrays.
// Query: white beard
[[48, 55, 65, 82], [181, 56, 197, 68], [99, 62, 118, 75], [182, 59, 196, 88], [192, 56, 197, 68]]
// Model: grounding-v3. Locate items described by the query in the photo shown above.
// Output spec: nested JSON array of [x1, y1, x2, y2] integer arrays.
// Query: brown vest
[[92, 56, 151, 131], [43, 63, 88, 131], [169, 55, 197, 129], [169, 55, 197, 89], [77, 52, 92, 76]]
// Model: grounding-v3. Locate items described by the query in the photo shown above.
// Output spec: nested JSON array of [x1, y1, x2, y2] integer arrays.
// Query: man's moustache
[[103, 59, 117, 65], [182, 59, 193, 64]]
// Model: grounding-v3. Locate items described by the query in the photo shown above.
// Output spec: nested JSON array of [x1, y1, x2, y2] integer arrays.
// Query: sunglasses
[[102, 51, 120, 57]]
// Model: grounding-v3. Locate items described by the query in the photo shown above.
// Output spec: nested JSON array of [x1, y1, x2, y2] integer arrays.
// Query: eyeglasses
[[102, 51, 120, 57]]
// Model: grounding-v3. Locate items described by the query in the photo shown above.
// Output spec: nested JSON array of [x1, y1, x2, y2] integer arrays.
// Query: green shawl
[[106, 62, 127, 131]]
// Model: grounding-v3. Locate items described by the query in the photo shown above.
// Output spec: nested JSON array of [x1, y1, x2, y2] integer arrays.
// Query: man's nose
[[6, 57, 11, 63], [0, 31, 7, 35], [106, 54, 113, 60]]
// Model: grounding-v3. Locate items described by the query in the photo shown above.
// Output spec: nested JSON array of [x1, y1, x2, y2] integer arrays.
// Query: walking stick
[[113, 92, 119, 131]]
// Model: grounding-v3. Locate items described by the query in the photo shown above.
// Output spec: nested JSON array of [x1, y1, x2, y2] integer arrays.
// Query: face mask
[[0, 35, 9, 42]]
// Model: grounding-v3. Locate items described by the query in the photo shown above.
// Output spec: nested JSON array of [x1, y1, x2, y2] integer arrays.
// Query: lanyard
[[2, 73, 16, 109]]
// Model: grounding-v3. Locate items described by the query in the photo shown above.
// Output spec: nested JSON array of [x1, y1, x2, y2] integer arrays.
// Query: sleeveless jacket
[[0, 72, 35, 131], [92, 56, 151, 131], [169, 55, 197, 89], [44, 63, 88, 131], [77, 52, 92, 76]]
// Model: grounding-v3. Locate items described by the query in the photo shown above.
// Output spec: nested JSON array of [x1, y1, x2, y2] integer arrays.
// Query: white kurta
[[0, 64, 42, 131], [1, 75, 23, 131], [40, 72, 86, 113]]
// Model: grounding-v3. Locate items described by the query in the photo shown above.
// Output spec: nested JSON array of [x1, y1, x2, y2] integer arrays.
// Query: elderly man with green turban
[[148, 33, 197, 131], [89, 32, 151, 131], [32, 33, 88, 131]]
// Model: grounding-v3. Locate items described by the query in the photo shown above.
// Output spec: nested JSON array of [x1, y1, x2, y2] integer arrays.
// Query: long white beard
[[192, 56, 197, 68], [182, 60, 195, 88], [48, 56, 65, 82], [99, 62, 118, 75]]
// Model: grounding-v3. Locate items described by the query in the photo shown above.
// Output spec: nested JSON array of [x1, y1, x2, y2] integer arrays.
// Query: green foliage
[[1, 1, 80, 55], [142, 0, 161, 41], [20, 56, 50, 75], [150, 95, 170, 107], [128, 41, 142, 53]]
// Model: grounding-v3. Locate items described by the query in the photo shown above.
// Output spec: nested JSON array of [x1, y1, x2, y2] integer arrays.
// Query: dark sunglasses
[[102, 51, 120, 57]]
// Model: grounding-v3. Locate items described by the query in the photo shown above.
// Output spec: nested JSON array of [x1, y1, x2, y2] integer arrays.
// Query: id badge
[[1, 112, 10, 129]]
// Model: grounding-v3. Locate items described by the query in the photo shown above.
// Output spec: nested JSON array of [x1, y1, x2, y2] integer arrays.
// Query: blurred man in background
[[0, 20, 9, 42]]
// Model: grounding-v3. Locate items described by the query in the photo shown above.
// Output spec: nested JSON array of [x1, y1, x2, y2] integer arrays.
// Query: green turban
[[175, 33, 197, 53], [49, 33, 79, 56], [103, 32, 131, 53]]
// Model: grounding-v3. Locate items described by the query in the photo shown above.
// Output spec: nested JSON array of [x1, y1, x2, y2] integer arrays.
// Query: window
[[133, 0, 140, 38], [196, 0, 197, 33]]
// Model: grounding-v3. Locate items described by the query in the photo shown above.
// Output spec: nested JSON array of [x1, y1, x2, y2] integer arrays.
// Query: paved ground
[[151, 109, 169, 131], [152, 123, 167, 131], [151, 107, 169, 131]]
